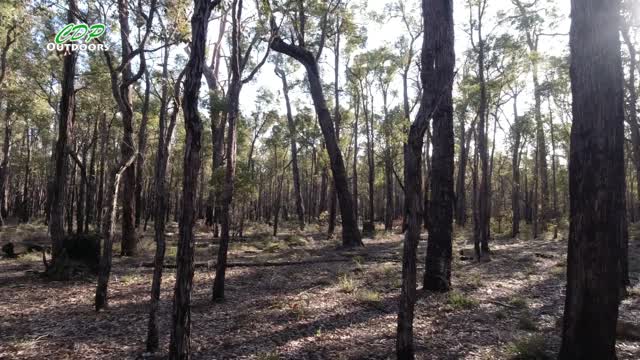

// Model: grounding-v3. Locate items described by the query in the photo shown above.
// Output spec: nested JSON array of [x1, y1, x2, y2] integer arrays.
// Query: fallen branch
[[140, 255, 402, 269], [488, 300, 517, 309]]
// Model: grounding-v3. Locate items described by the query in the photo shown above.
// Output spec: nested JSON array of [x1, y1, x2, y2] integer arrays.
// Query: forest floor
[[0, 220, 639, 359]]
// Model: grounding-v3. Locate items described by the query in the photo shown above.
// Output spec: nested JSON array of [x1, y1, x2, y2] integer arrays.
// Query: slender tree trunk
[[85, 116, 98, 232], [21, 125, 31, 223], [454, 116, 470, 226], [328, 18, 342, 237], [353, 92, 360, 225], [213, 0, 244, 301], [0, 106, 12, 224], [560, 0, 624, 357], [95, 154, 137, 311], [170, 1, 216, 358], [146, 42, 180, 353], [382, 86, 394, 231], [511, 98, 521, 238], [96, 113, 109, 230], [276, 65, 305, 230], [135, 71, 151, 228]]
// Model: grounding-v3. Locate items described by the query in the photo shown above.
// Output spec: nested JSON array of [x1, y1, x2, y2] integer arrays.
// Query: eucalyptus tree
[[212, 0, 272, 301], [203, 8, 227, 234], [101, 0, 158, 256], [170, 0, 221, 357], [146, 7, 186, 351], [370, 47, 399, 231], [397, 0, 454, 357], [509, 0, 563, 232], [266, 0, 362, 247], [560, 0, 625, 357], [467, 0, 490, 259], [275, 56, 305, 229], [47, 0, 78, 277]]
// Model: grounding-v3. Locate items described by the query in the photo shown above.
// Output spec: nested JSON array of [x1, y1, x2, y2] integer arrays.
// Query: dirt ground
[[0, 221, 639, 359]]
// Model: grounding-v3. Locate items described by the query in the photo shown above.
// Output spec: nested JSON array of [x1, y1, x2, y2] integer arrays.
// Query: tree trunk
[[270, 35, 362, 247], [169, 1, 216, 358], [135, 71, 151, 228], [353, 91, 360, 226], [146, 41, 181, 353], [117, 0, 138, 257], [397, 0, 454, 357], [0, 105, 12, 224], [559, 0, 624, 357], [328, 18, 342, 237], [360, 79, 375, 235], [276, 65, 305, 230], [48, 0, 77, 276], [474, 2, 490, 260], [95, 154, 137, 311], [511, 98, 521, 238]]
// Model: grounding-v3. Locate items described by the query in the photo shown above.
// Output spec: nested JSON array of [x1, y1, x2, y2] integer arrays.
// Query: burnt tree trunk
[[559, 0, 625, 357]]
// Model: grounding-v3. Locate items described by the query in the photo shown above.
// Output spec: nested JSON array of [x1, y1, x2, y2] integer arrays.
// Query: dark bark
[[203, 12, 226, 232], [473, 0, 490, 260], [454, 116, 473, 226], [117, 0, 139, 257], [269, 20, 362, 247], [95, 154, 137, 311], [359, 78, 375, 235], [397, 0, 454, 357], [135, 71, 151, 228], [48, 0, 77, 275], [169, 1, 218, 359], [353, 91, 360, 225], [559, 0, 625, 357], [381, 81, 394, 231], [85, 116, 98, 232], [146, 41, 181, 353], [276, 65, 305, 230], [511, 97, 521, 238], [0, 106, 12, 224]]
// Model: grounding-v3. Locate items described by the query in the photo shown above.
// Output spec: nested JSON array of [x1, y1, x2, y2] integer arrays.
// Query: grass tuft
[[506, 335, 551, 359], [447, 291, 478, 310], [338, 274, 356, 293]]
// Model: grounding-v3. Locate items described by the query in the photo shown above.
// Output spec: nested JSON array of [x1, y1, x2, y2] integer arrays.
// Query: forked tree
[[397, 0, 454, 357]]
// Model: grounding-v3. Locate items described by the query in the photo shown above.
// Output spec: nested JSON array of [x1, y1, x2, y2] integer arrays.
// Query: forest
[[0, 0, 638, 358]]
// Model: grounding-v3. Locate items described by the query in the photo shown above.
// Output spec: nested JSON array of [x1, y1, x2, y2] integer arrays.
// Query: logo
[[47, 23, 109, 53]]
